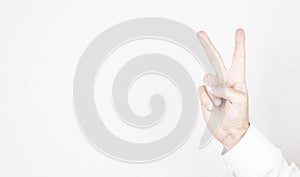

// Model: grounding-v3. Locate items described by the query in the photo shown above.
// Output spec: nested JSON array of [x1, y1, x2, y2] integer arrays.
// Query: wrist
[[222, 123, 250, 150]]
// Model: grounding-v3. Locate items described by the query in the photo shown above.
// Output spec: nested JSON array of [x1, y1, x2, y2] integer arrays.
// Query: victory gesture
[[197, 29, 249, 150]]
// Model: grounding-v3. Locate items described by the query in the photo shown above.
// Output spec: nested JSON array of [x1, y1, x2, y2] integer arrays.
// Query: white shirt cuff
[[222, 125, 281, 177]]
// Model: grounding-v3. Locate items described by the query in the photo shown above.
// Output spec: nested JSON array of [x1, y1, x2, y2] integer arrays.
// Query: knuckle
[[198, 86, 205, 94]]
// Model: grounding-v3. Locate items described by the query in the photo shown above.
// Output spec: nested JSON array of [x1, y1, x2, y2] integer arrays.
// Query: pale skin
[[197, 29, 250, 150]]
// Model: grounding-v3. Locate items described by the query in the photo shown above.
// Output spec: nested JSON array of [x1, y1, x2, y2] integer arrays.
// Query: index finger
[[197, 31, 225, 83]]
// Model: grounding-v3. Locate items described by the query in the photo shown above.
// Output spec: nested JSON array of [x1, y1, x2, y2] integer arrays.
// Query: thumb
[[206, 84, 247, 104]]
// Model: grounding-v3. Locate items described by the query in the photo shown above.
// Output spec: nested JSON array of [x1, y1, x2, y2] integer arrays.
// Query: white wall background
[[1, 0, 300, 176]]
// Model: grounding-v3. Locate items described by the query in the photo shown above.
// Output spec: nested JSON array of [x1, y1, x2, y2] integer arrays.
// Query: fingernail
[[207, 104, 214, 111], [206, 86, 213, 93], [213, 98, 221, 106]]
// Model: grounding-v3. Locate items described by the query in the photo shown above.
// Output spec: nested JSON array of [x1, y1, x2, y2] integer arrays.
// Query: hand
[[197, 29, 250, 150]]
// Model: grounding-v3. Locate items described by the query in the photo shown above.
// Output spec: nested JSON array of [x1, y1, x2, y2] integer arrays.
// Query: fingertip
[[213, 98, 222, 106], [236, 28, 245, 34], [235, 28, 245, 43], [197, 31, 209, 42], [197, 30, 207, 36]]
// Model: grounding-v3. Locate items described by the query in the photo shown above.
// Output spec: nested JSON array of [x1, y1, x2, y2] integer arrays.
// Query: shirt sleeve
[[222, 125, 300, 177]]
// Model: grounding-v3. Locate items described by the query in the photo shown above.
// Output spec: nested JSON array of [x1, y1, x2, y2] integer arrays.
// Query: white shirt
[[222, 125, 300, 177]]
